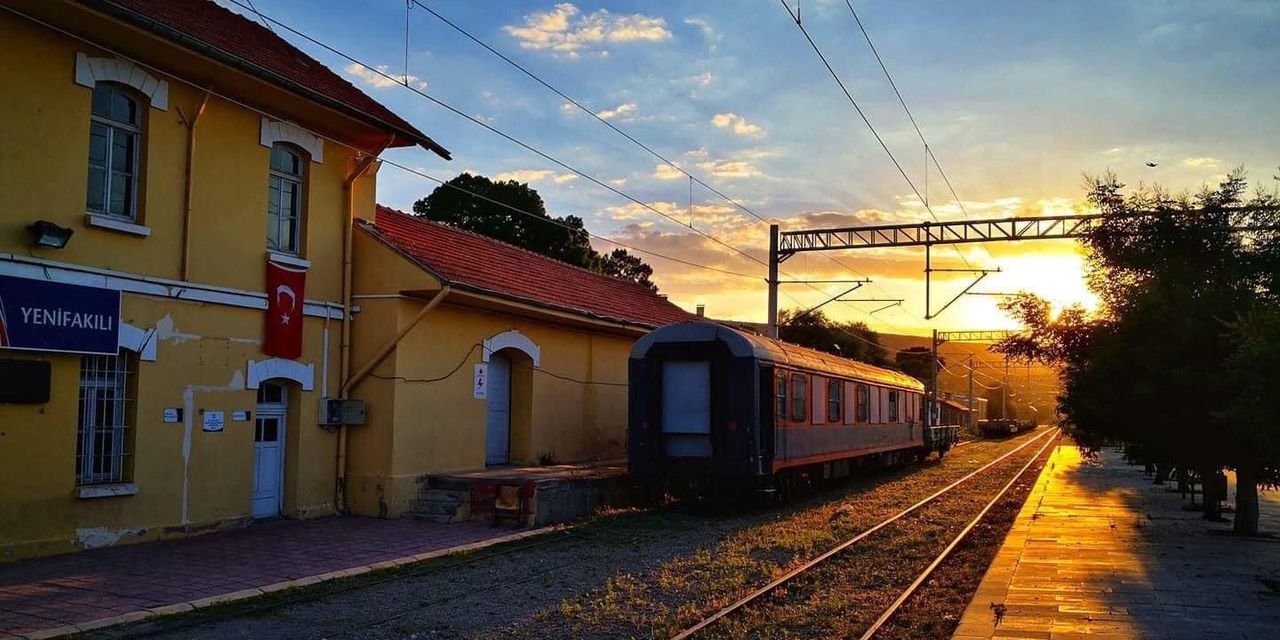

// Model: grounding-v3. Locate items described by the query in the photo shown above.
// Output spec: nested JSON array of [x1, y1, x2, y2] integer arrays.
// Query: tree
[[596, 248, 656, 292], [994, 168, 1280, 533], [413, 174, 658, 290], [894, 346, 937, 384], [777, 308, 888, 366]]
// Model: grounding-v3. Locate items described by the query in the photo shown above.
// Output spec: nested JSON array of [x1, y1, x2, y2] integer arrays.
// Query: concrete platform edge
[[16, 525, 557, 640]]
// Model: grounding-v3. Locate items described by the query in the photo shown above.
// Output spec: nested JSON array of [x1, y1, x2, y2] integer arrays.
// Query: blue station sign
[[0, 274, 121, 355]]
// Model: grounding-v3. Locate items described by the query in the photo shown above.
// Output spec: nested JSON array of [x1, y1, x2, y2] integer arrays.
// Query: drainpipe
[[178, 89, 211, 281], [336, 137, 392, 514]]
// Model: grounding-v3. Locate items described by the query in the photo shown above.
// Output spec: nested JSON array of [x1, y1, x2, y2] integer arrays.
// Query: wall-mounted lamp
[[28, 220, 73, 249]]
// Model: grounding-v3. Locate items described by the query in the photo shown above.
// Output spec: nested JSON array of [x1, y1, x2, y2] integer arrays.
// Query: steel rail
[[857, 430, 1060, 640], [670, 428, 1058, 640]]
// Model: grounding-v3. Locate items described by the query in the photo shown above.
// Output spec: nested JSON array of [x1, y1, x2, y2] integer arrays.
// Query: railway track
[[671, 427, 1059, 640]]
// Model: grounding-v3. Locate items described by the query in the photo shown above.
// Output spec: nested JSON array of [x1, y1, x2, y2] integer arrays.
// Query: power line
[[223, 0, 771, 274], [843, 1, 978, 224], [779, 0, 975, 272], [228, 0, 924, 335], [409, 0, 909, 329], [1, 3, 763, 289]]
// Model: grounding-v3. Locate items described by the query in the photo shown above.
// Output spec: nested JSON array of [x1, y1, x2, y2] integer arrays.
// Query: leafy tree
[[994, 168, 1280, 533], [413, 173, 658, 290], [893, 346, 937, 384], [778, 308, 888, 366], [596, 248, 656, 292]]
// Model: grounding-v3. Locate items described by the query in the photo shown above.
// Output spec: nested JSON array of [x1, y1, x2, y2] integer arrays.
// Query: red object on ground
[[264, 261, 307, 359]]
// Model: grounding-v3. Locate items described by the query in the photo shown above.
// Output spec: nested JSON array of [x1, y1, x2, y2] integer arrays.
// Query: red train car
[[628, 321, 958, 496]]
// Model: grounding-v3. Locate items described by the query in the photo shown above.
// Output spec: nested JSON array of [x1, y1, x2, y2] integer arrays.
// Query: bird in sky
[[1146, 161, 1159, 168]]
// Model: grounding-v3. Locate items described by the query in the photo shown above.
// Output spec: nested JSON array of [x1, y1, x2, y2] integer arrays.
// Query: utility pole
[[929, 329, 939, 428], [1002, 355, 1009, 419], [967, 354, 974, 434], [767, 224, 779, 338]]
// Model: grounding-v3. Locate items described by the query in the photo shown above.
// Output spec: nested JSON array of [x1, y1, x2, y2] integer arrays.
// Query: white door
[[252, 382, 286, 518], [486, 353, 511, 466], [661, 361, 712, 457]]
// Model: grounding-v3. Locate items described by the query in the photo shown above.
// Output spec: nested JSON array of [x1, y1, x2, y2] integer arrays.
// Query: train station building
[[343, 207, 694, 517], [0, 0, 449, 560]]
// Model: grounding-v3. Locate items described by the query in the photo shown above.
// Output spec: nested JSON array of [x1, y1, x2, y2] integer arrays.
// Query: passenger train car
[[628, 321, 959, 496]]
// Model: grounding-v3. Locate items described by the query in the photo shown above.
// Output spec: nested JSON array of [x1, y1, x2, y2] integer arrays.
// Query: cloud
[[1181, 156, 1221, 168], [596, 102, 637, 120], [343, 63, 427, 91], [697, 160, 762, 179], [711, 112, 764, 137], [695, 72, 714, 86], [494, 169, 577, 184], [685, 17, 722, 53], [652, 164, 685, 180], [504, 3, 671, 58]]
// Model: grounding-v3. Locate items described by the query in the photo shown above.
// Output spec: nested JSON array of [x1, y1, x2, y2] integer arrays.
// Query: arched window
[[267, 143, 306, 255], [86, 83, 142, 220]]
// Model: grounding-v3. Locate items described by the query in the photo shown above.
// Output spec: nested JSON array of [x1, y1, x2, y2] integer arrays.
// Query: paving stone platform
[[953, 445, 1280, 640], [0, 516, 550, 639]]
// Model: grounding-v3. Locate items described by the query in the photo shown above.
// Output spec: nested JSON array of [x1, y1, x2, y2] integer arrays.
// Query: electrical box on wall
[[319, 398, 366, 426], [0, 359, 51, 403]]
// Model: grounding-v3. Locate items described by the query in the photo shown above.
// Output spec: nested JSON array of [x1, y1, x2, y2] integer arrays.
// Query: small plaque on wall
[[232, 411, 251, 422], [162, 408, 182, 423], [202, 410, 225, 432]]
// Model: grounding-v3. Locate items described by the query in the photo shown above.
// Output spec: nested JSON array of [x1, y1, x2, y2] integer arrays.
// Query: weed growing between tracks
[[498, 433, 1047, 639], [869, 442, 1055, 640], [707, 438, 1053, 639]]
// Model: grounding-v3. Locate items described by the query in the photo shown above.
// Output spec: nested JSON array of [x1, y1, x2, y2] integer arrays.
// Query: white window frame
[[76, 352, 134, 486], [267, 143, 306, 255], [87, 82, 142, 221]]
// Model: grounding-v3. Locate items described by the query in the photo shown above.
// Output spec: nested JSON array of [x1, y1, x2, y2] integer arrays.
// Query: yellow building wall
[[0, 12, 379, 559], [0, 296, 339, 560], [347, 233, 637, 517], [0, 12, 362, 300]]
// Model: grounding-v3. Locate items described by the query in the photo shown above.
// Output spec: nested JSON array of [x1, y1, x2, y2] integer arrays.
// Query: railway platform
[[412, 459, 629, 527], [952, 445, 1280, 640], [0, 517, 552, 639]]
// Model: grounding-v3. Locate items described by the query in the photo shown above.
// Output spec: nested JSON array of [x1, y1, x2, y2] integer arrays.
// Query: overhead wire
[[222, 0, 777, 276], [778, 0, 988, 320], [843, 0, 975, 224], [228, 0, 922, 337], [0, 2, 762, 287], [407, 0, 912, 331]]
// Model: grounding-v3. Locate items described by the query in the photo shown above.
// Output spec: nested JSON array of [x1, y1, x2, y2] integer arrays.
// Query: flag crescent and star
[[264, 261, 307, 359]]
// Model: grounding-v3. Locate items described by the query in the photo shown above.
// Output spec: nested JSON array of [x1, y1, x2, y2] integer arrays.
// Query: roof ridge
[[374, 205, 668, 298]]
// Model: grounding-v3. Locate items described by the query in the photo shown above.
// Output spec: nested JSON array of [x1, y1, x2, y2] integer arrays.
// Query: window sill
[[267, 251, 311, 270], [76, 483, 139, 499], [85, 213, 151, 237]]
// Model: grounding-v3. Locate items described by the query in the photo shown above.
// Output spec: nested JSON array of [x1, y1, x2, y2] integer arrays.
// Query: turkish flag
[[264, 261, 307, 359]]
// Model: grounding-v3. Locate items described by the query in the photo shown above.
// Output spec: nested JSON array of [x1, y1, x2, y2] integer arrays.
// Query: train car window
[[827, 380, 843, 423], [888, 390, 900, 422], [790, 373, 807, 422], [855, 384, 870, 422], [775, 372, 788, 422]]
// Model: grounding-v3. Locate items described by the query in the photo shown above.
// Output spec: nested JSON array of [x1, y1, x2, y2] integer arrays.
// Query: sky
[[222, 0, 1280, 335]]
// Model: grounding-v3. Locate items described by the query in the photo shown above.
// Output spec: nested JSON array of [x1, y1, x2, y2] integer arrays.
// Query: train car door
[[661, 360, 712, 457]]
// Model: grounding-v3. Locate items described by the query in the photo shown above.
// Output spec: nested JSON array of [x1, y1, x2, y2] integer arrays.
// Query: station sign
[[0, 274, 121, 355]]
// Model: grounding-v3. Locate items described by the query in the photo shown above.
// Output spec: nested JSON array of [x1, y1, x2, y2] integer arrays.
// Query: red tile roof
[[365, 206, 697, 329], [96, 0, 449, 158]]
